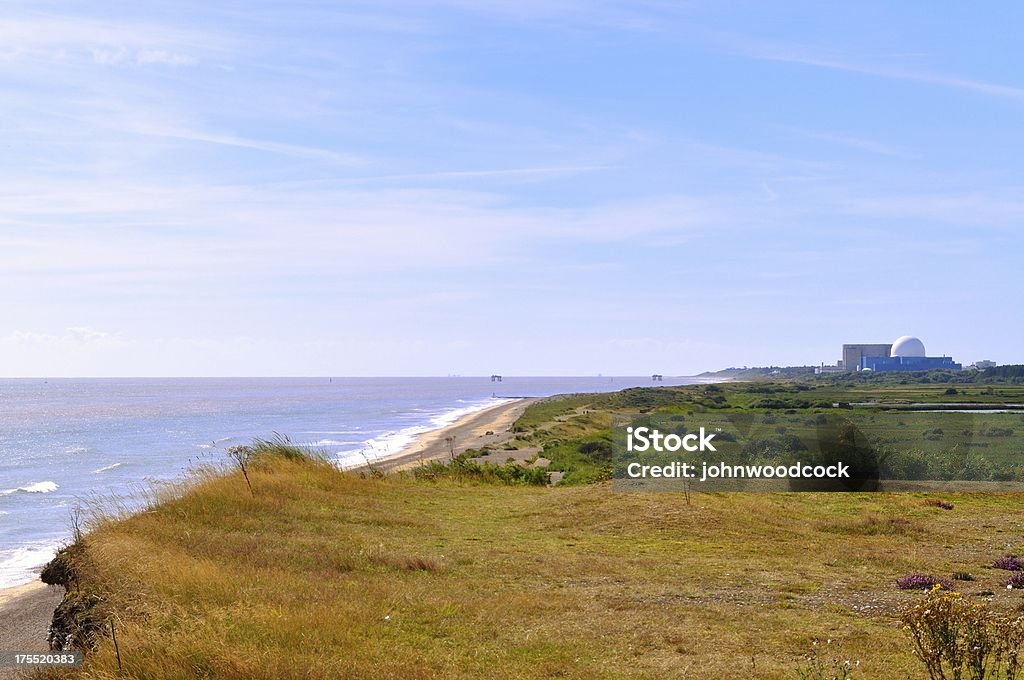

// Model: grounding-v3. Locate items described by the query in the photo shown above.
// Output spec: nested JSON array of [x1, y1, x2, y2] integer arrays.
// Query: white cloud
[[0, 15, 217, 68], [0, 178, 753, 279], [135, 50, 199, 66], [0, 326, 129, 348]]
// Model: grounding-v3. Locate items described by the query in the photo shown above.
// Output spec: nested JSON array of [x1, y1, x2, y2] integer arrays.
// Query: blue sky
[[1, 1, 1020, 376]]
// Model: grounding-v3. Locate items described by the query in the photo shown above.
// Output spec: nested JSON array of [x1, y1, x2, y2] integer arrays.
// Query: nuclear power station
[[818, 335, 961, 373]]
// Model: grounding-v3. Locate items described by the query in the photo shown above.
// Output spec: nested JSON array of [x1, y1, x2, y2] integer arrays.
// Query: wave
[[300, 429, 363, 434], [63, 445, 90, 454], [0, 542, 61, 589], [93, 462, 124, 474], [0, 481, 59, 496], [301, 438, 366, 447], [335, 398, 514, 469]]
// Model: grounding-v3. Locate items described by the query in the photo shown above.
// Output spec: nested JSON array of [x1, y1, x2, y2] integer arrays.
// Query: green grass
[[42, 459, 1024, 678], [38, 379, 1024, 679], [508, 378, 1024, 485], [411, 454, 549, 486]]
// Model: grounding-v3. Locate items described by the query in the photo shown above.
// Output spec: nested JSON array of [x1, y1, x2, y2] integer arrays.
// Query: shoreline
[[0, 396, 540, 662], [0, 581, 47, 608], [374, 397, 538, 472]]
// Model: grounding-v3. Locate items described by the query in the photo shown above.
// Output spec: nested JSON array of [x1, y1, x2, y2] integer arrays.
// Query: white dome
[[891, 336, 926, 357]]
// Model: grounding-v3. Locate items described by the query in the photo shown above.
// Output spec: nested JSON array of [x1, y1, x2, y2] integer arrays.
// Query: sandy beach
[[375, 397, 537, 472], [0, 581, 63, 679]]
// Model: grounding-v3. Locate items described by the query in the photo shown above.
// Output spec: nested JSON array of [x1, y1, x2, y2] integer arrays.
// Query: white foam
[[303, 438, 365, 447], [301, 430, 363, 434], [93, 462, 124, 474], [0, 542, 60, 589], [0, 481, 59, 496], [63, 445, 90, 454], [336, 399, 514, 469]]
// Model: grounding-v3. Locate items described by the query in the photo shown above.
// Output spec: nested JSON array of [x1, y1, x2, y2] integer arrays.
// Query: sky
[[1, 1, 1021, 377]]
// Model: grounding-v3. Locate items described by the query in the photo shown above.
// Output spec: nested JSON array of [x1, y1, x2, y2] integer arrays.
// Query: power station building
[[819, 336, 961, 373], [841, 343, 893, 371]]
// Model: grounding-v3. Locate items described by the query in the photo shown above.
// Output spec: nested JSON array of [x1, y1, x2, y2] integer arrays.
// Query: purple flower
[[1007, 572, 1024, 590], [897, 573, 952, 591], [993, 555, 1023, 571]]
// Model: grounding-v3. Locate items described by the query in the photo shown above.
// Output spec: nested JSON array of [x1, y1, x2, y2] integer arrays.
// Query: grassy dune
[[43, 447, 1024, 678], [38, 378, 1024, 678]]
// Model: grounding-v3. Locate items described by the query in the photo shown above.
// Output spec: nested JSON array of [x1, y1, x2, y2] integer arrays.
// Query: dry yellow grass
[[42, 453, 1024, 679]]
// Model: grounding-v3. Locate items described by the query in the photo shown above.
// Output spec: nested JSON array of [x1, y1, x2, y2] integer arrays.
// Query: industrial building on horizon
[[817, 335, 962, 374]]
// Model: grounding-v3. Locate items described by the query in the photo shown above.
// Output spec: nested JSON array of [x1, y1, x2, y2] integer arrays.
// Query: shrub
[[952, 571, 974, 582], [1008, 572, 1024, 590], [412, 458, 548, 486], [578, 439, 612, 459], [897, 574, 953, 591], [40, 542, 87, 588], [901, 588, 1024, 680], [993, 555, 1023, 571]]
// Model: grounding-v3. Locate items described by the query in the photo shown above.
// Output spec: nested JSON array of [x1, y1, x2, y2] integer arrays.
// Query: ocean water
[[0, 376, 702, 588]]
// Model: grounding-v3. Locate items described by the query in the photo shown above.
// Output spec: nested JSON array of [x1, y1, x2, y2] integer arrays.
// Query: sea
[[0, 376, 703, 589]]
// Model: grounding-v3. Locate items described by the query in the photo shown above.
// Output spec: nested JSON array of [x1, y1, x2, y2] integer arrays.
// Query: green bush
[[411, 458, 548, 486]]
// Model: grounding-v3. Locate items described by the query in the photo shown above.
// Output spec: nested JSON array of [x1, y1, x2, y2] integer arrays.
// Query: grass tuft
[[818, 513, 921, 536]]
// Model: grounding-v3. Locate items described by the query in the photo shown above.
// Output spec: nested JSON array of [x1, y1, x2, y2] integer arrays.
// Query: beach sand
[[375, 398, 537, 472], [0, 581, 63, 679]]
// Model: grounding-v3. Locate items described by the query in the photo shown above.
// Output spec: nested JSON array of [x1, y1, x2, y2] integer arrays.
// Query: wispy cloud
[[0, 15, 222, 66], [0, 326, 129, 348], [338, 164, 611, 183], [132, 124, 365, 164], [733, 40, 1024, 101], [844, 192, 1024, 226], [787, 128, 918, 159], [135, 49, 200, 66], [0, 2, 1019, 374]]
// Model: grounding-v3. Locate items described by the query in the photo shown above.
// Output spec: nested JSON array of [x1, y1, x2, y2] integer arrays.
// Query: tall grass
[[410, 455, 549, 486], [36, 457, 1024, 678]]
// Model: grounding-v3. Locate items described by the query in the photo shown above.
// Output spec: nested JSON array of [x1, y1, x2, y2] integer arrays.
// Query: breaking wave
[[0, 481, 59, 496]]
